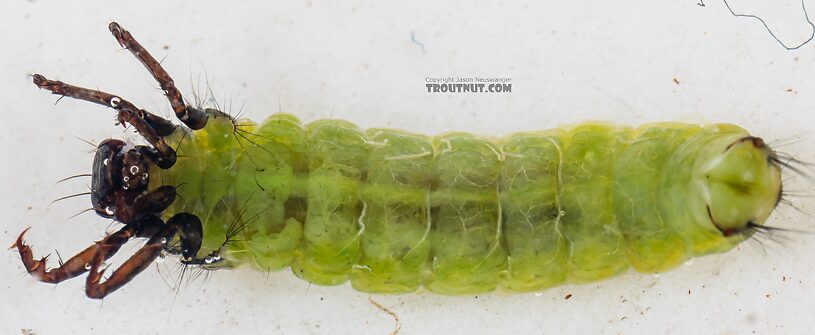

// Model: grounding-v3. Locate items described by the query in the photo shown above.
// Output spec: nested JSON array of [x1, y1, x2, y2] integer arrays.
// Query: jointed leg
[[15, 229, 110, 284], [31, 74, 176, 135], [110, 186, 179, 224], [32, 74, 177, 168], [13, 216, 160, 284], [85, 213, 203, 299], [33, 75, 178, 168], [85, 222, 176, 298], [14, 213, 205, 299], [21, 21, 216, 298], [109, 22, 208, 130]]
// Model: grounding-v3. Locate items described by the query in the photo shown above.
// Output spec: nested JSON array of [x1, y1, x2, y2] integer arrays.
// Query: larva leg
[[85, 213, 203, 298], [85, 225, 175, 298], [12, 215, 162, 285], [130, 185, 177, 214], [108, 22, 208, 130], [104, 185, 180, 223], [32, 74, 178, 168], [162, 213, 205, 263]]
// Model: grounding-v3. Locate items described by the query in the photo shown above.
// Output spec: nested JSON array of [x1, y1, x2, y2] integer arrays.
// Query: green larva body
[[152, 112, 779, 294]]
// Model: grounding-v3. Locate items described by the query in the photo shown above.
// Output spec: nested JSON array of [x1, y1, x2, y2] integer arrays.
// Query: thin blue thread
[[410, 31, 426, 54]]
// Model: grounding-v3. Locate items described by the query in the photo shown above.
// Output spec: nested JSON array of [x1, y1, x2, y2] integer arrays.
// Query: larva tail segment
[[734, 142, 815, 249], [108, 22, 208, 130], [700, 135, 783, 241]]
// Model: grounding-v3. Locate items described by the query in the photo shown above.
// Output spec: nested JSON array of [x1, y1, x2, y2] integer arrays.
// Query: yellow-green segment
[[151, 111, 782, 294]]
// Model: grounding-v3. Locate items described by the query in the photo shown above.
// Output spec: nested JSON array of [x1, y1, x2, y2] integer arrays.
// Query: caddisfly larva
[[13, 22, 797, 298]]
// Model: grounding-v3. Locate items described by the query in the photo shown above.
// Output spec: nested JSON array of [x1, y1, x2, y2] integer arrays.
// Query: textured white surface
[[2, 1, 815, 334]]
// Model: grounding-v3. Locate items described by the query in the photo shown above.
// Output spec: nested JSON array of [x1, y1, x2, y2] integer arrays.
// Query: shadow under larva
[[13, 21, 800, 299]]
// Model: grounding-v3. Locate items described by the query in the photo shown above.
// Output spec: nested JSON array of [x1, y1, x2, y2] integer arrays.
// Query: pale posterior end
[[702, 136, 782, 236]]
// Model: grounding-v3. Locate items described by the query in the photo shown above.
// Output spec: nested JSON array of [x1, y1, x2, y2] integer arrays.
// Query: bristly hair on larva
[[741, 138, 815, 252], [12, 21, 805, 300]]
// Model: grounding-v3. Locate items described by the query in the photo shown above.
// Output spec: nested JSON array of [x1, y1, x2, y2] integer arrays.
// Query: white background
[[2, 1, 815, 334]]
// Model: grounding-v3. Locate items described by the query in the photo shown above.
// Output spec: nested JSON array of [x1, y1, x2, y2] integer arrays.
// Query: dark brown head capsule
[[91, 140, 161, 222], [91, 139, 125, 218], [15, 22, 212, 299]]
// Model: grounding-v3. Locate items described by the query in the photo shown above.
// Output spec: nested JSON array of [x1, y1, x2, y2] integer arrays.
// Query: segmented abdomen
[[155, 113, 749, 294]]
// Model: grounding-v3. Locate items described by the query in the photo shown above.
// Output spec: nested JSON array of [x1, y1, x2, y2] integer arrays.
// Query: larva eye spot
[[121, 150, 150, 191], [702, 136, 782, 236]]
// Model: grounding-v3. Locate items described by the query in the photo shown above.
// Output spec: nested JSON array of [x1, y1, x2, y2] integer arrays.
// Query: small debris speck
[[673, 78, 680, 85], [565, 294, 572, 300]]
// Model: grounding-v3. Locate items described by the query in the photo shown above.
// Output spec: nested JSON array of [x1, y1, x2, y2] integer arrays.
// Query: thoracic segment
[[153, 113, 752, 294]]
